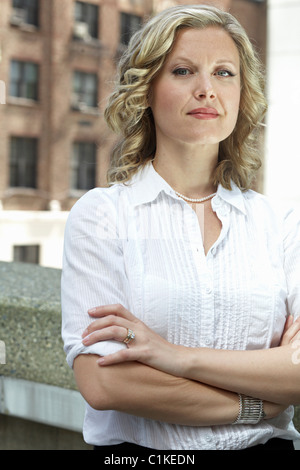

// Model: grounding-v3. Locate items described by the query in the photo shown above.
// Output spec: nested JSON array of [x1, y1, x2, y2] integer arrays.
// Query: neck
[[153, 144, 218, 199]]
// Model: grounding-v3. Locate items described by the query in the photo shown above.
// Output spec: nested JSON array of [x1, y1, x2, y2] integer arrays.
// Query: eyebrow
[[167, 56, 194, 66], [214, 59, 239, 67], [167, 56, 239, 68]]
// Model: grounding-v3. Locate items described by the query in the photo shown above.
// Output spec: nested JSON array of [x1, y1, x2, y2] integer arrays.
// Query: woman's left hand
[[280, 315, 300, 347], [82, 304, 184, 375]]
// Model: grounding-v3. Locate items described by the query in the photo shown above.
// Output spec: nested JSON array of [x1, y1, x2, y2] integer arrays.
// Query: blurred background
[[0, 0, 299, 269], [0, 0, 300, 451]]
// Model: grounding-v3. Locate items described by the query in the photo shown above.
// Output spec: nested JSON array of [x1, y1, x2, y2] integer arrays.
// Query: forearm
[[74, 354, 240, 426], [178, 343, 300, 405], [82, 305, 300, 407]]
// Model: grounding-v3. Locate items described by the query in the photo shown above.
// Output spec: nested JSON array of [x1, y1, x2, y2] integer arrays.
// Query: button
[[211, 247, 216, 255], [206, 286, 212, 294]]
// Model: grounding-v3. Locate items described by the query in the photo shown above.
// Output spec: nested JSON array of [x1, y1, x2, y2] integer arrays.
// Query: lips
[[188, 108, 219, 119]]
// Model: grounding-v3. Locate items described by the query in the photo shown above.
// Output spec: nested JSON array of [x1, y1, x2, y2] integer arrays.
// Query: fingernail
[[88, 308, 97, 314], [82, 335, 90, 344]]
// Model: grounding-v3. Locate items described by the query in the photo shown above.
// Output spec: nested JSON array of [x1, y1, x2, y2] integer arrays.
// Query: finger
[[82, 314, 131, 337], [88, 304, 136, 321], [291, 331, 300, 345], [82, 325, 128, 345], [287, 317, 300, 340], [97, 348, 137, 366], [280, 315, 294, 346], [282, 316, 300, 345], [289, 323, 300, 344], [282, 315, 294, 335]]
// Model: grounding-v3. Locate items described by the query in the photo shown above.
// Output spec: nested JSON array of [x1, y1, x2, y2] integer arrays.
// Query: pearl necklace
[[175, 191, 217, 203]]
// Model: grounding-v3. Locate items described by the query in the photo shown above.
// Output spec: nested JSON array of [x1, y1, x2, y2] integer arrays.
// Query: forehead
[[166, 26, 240, 64]]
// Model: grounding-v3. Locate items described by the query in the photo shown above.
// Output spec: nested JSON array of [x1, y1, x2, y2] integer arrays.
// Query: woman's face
[[149, 26, 241, 150]]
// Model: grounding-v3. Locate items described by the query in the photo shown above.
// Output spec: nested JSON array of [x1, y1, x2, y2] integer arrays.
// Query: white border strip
[[0, 376, 85, 432]]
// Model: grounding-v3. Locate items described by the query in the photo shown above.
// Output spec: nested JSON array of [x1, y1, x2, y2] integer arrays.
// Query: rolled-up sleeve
[[283, 206, 300, 320], [61, 188, 128, 368]]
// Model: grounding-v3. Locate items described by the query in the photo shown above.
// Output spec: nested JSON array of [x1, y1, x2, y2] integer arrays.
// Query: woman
[[61, 5, 300, 451]]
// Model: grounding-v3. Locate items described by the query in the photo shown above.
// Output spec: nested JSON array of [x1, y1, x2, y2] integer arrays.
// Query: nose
[[194, 74, 216, 100]]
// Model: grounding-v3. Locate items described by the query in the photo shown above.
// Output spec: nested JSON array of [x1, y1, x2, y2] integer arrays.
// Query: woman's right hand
[[263, 314, 300, 419], [82, 304, 185, 376], [280, 315, 300, 347]]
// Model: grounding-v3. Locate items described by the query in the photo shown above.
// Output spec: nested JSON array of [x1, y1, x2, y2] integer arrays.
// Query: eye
[[215, 69, 235, 78], [172, 67, 192, 76]]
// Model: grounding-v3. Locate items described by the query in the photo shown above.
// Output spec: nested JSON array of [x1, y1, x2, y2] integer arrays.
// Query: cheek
[[151, 82, 183, 116], [225, 88, 241, 121], [233, 85, 241, 111], [152, 93, 172, 114]]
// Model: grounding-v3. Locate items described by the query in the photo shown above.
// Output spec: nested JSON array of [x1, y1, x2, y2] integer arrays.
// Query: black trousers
[[94, 437, 294, 452]]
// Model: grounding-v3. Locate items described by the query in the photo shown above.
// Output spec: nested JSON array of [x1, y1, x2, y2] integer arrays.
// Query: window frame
[[13, 244, 40, 264], [12, 0, 39, 27], [74, 1, 99, 39], [10, 60, 39, 101], [70, 141, 97, 191], [120, 12, 142, 46], [10, 136, 38, 189], [72, 70, 98, 109]]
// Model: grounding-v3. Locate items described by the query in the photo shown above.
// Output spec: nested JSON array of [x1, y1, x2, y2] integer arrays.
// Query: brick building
[[0, 0, 267, 266]]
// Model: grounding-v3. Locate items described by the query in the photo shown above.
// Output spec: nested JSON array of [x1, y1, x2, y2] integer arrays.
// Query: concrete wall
[[0, 261, 90, 450], [0, 414, 90, 451]]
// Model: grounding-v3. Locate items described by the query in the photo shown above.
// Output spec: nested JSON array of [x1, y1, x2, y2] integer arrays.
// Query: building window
[[13, 245, 40, 264], [120, 12, 142, 45], [74, 1, 99, 39], [12, 0, 39, 27], [10, 60, 39, 100], [10, 137, 38, 188], [71, 142, 96, 190], [72, 71, 98, 109]]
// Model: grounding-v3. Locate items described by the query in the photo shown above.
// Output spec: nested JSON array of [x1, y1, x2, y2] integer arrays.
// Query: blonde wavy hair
[[104, 4, 267, 190]]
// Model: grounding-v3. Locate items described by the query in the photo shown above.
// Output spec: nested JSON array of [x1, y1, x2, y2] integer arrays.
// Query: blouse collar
[[127, 162, 247, 215]]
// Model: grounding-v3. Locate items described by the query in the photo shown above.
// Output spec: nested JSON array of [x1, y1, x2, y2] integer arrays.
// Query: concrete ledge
[[0, 376, 85, 432], [0, 261, 76, 389]]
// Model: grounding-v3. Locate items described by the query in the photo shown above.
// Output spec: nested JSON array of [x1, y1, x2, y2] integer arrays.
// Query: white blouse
[[61, 162, 300, 450]]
